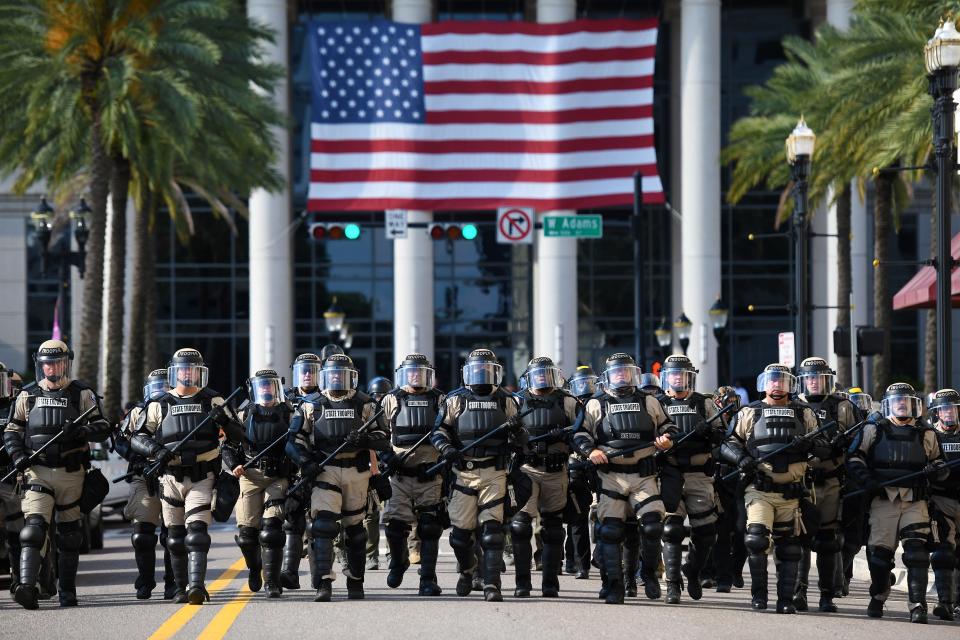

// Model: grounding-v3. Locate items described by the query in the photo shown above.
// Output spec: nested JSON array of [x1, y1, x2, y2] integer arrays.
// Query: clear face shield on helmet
[[142, 379, 169, 402], [0, 370, 10, 399], [660, 368, 696, 394], [638, 372, 660, 391], [756, 370, 798, 397], [168, 364, 208, 390], [568, 374, 597, 397], [251, 375, 285, 406], [320, 367, 358, 392], [881, 394, 923, 420], [396, 365, 435, 390], [932, 403, 960, 428], [524, 365, 563, 391], [292, 361, 320, 390], [602, 364, 643, 391], [35, 354, 71, 385], [799, 372, 835, 397], [462, 361, 503, 387], [849, 392, 873, 413]]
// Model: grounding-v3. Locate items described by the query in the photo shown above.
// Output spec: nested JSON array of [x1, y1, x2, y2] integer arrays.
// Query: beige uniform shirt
[[293, 390, 386, 460], [733, 402, 820, 484], [848, 420, 942, 502], [137, 389, 230, 465], [575, 392, 674, 464]]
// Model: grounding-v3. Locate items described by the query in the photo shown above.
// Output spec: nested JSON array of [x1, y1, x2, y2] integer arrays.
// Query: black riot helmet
[[320, 344, 345, 361], [523, 356, 563, 392], [567, 365, 598, 399], [462, 348, 503, 393], [797, 357, 835, 400], [34, 339, 73, 386], [143, 369, 170, 402], [928, 388, 960, 429], [321, 353, 358, 392], [367, 376, 392, 401], [881, 382, 922, 421], [659, 354, 698, 394], [601, 353, 642, 392], [167, 348, 208, 390], [291, 353, 322, 391], [395, 353, 435, 391]]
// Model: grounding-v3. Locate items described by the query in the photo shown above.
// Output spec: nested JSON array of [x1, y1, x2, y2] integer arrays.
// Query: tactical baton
[[379, 426, 439, 481], [843, 456, 960, 499], [286, 407, 385, 497], [2, 401, 101, 484], [424, 407, 536, 477], [653, 402, 738, 459], [720, 419, 837, 482]]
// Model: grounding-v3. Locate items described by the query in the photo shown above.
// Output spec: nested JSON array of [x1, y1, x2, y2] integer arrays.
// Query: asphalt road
[[0, 517, 956, 640]]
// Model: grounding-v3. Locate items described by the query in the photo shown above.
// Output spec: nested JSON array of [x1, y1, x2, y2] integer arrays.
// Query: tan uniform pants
[[448, 464, 507, 528], [519, 464, 568, 518], [160, 472, 215, 527], [309, 464, 370, 527], [666, 471, 718, 528], [383, 471, 443, 524], [596, 470, 663, 522], [745, 486, 801, 552], [812, 476, 842, 530], [0, 480, 23, 532], [236, 468, 288, 528], [22, 466, 84, 524], [931, 495, 960, 548], [123, 476, 162, 526], [867, 494, 930, 550]]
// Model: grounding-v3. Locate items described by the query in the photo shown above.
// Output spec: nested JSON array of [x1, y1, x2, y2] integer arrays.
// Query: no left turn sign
[[496, 207, 534, 245]]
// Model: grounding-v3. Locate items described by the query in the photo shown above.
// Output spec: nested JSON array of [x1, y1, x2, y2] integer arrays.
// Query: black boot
[[235, 526, 263, 593], [417, 533, 442, 596], [131, 523, 158, 600], [56, 521, 82, 607], [931, 545, 956, 621], [600, 541, 625, 604], [185, 522, 211, 605], [816, 548, 838, 612], [540, 519, 564, 598], [623, 542, 639, 597], [344, 523, 367, 599], [280, 530, 303, 590], [683, 529, 714, 601], [902, 539, 929, 624], [640, 538, 662, 600], [6, 529, 21, 595], [663, 542, 683, 604], [161, 526, 177, 599], [384, 520, 411, 589], [748, 553, 768, 610], [510, 515, 533, 598], [167, 525, 189, 604], [480, 521, 504, 602], [775, 538, 800, 614], [310, 531, 336, 601], [792, 546, 810, 611], [450, 527, 476, 597], [14, 516, 46, 611], [261, 519, 284, 598], [866, 545, 893, 618]]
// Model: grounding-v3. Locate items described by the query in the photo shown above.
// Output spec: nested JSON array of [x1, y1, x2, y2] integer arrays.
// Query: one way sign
[[496, 207, 534, 245]]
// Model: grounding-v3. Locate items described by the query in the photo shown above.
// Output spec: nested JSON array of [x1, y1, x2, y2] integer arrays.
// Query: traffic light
[[428, 223, 478, 240], [308, 223, 362, 240]]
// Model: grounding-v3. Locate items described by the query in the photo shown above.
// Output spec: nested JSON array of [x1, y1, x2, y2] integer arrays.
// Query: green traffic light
[[345, 223, 361, 240], [462, 223, 478, 240]]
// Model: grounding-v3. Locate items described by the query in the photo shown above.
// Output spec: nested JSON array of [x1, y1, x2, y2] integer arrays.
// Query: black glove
[[143, 448, 174, 481], [440, 444, 461, 465], [737, 456, 758, 474], [507, 414, 524, 432], [13, 455, 31, 473], [924, 460, 947, 479], [61, 419, 82, 439], [791, 435, 813, 454], [866, 411, 884, 425], [345, 430, 370, 448], [381, 451, 402, 475], [695, 421, 715, 437], [299, 461, 321, 480], [545, 427, 568, 444]]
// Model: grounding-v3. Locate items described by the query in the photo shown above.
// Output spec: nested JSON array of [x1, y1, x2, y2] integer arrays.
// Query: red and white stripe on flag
[[308, 18, 663, 212]]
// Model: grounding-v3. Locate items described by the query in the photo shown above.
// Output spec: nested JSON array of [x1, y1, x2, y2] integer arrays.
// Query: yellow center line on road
[[146, 558, 247, 640], [195, 584, 254, 640]]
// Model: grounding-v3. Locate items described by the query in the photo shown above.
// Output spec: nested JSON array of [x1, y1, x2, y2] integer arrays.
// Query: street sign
[[384, 210, 407, 239], [778, 332, 796, 368], [496, 207, 534, 245], [543, 214, 603, 238]]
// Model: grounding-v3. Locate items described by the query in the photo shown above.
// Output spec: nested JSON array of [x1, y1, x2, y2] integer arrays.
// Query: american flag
[[307, 19, 663, 211]]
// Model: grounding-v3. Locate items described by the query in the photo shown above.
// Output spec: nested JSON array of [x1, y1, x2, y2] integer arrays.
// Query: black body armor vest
[[25, 382, 86, 467], [520, 390, 570, 456], [596, 392, 655, 450], [661, 392, 710, 457], [156, 389, 220, 460], [311, 393, 368, 453], [867, 421, 929, 488], [746, 402, 807, 473], [934, 430, 960, 494], [455, 390, 510, 457], [390, 389, 442, 447]]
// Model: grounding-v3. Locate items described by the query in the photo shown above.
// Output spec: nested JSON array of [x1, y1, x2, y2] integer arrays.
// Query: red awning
[[892, 231, 960, 310]]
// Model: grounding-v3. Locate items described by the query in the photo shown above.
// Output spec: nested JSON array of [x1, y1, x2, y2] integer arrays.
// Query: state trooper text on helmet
[[34, 339, 73, 385], [0, 361, 10, 399], [367, 376, 392, 399], [847, 387, 874, 413], [249, 369, 285, 406], [797, 357, 835, 399], [320, 354, 358, 392], [660, 354, 698, 393], [142, 369, 170, 402], [756, 363, 797, 398], [523, 356, 563, 391], [395, 353, 435, 390], [567, 365, 597, 398], [462, 349, 503, 388], [880, 382, 923, 420], [601, 353, 642, 391], [291, 353, 321, 391], [167, 348, 208, 390], [928, 388, 960, 428]]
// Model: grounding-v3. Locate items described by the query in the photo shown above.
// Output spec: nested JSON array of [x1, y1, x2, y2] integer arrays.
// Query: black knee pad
[[385, 519, 411, 540], [867, 546, 895, 573], [166, 525, 187, 555], [599, 518, 626, 545], [812, 529, 841, 555], [901, 539, 929, 569], [509, 513, 533, 540], [284, 509, 306, 534], [623, 519, 639, 547], [640, 512, 664, 539], [19, 515, 47, 549], [449, 526, 474, 551], [416, 513, 443, 541], [259, 518, 285, 548], [344, 523, 367, 548], [310, 517, 339, 541], [774, 537, 802, 563], [159, 524, 169, 548], [56, 521, 83, 552], [540, 518, 565, 546], [480, 520, 504, 551], [132, 522, 158, 551], [236, 525, 259, 547], [930, 544, 957, 571], [185, 521, 211, 553], [662, 515, 685, 544], [744, 523, 770, 555], [691, 522, 717, 540]]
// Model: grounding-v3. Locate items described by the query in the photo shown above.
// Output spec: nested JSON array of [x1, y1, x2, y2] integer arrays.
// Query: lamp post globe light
[[925, 19, 960, 389], [674, 312, 692, 356], [709, 297, 729, 382], [324, 297, 347, 349], [786, 117, 815, 363], [655, 317, 673, 354]]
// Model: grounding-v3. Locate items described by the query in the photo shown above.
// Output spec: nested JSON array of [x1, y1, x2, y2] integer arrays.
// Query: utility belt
[[320, 452, 370, 472], [29, 449, 87, 472], [166, 457, 222, 483], [673, 458, 715, 476], [248, 456, 290, 478], [456, 455, 505, 472], [396, 462, 439, 483], [811, 466, 844, 485], [523, 452, 568, 473], [605, 456, 658, 477], [753, 474, 808, 499]]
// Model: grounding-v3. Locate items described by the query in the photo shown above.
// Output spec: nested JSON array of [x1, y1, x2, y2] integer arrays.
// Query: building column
[[533, 0, 578, 373], [680, 0, 721, 390], [392, 1, 434, 368], [668, 2, 684, 334], [248, 0, 292, 374]]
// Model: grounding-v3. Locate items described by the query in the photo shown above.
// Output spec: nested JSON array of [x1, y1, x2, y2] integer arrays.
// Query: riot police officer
[[286, 354, 388, 602], [572, 353, 675, 605], [363, 376, 392, 570], [113, 369, 171, 599], [657, 354, 722, 605], [564, 366, 597, 580], [379, 354, 446, 596], [639, 373, 662, 396], [846, 382, 948, 623], [707, 386, 746, 593], [431, 348, 523, 603], [719, 364, 826, 614], [130, 348, 244, 605], [840, 386, 872, 594], [928, 389, 960, 621], [0, 364, 24, 593], [3, 340, 110, 609], [794, 357, 858, 612], [223, 369, 293, 598], [511, 357, 578, 598]]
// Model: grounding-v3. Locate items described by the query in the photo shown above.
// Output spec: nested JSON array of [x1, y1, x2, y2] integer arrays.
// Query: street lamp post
[[655, 317, 673, 360], [29, 197, 90, 343], [925, 20, 960, 389], [674, 312, 692, 356], [324, 296, 346, 348], [709, 297, 729, 383], [786, 117, 816, 363]]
